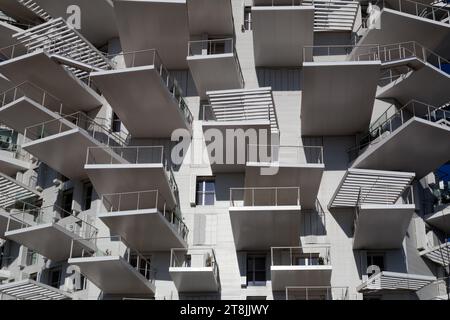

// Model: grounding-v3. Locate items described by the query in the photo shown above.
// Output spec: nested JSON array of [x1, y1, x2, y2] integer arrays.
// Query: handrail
[[348, 99, 450, 161], [229, 187, 301, 207], [271, 246, 332, 266], [247, 144, 324, 164]]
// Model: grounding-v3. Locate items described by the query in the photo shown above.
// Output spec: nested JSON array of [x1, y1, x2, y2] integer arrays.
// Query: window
[[243, 6, 252, 31], [367, 252, 385, 274], [29, 273, 38, 281], [83, 182, 93, 211], [111, 112, 121, 133], [61, 189, 73, 216], [26, 250, 38, 266], [49, 268, 61, 288], [196, 178, 215, 206], [246, 255, 266, 286]]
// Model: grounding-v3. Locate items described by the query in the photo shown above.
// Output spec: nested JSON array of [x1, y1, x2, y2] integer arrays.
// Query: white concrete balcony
[[0, 279, 72, 300], [357, 271, 437, 293], [301, 44, 381, 136], [419, 241, 450, 266], [4, 202, 98, 262], [426, 203, 450, 233], [85, 146, 179, 209], [22, 112, 127, 180], [418, 277, 450, 300], [374, 42, 450, 108], [350, 100, 450, 179], [113, 0, 189, 69], [271, 246, 333, 291], [0, 21, 24, 49], [285, 286, 349, 300], [187, 0, 234, 35], [0, 128, 32, 175], [0, 0, 50, 25], [251, 2, 314, 66], [169, 247, 220, 293], [355, 0, 450, 56], [229, 187, 302, 250], [245, 145, 324, 209], [352, 185, 416, 249], [187, 38, 244, 99], [90, 49, 193, 138], [98, 190, 188, 252], [68, 236, 156, 296]]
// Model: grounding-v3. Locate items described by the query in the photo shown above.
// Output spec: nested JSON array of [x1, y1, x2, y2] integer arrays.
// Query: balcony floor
[[230, 206, 302, 250], [98, 209, 187, 252], [0, 51, 102, 111], [170, 267, 220, 293], [353, 204, 415, 249], [91, 66, 191, 138], [271, 266, 333, 291], [352, 117, 450, 179], [68, 256, 156, 295], [5, 223, 96, 262]]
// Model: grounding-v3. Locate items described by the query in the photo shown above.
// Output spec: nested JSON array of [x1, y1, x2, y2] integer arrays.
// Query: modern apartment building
[[0, 0, 448, 301]]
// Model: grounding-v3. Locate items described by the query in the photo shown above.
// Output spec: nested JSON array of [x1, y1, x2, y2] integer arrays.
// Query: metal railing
[[286, 286, 349, 300], [85, 146, 179, 196], [348, 100, 450, 161], [170, 248, 219, 284], [271, 246, 331, 266], [70, 235, 156, 284], [247, 144, 324, 164], [101, 190, 188, 242], [104, 49, 194, 128], [229, 187, 300, 207], [188, 38, 245, 89], [23, 112, 128, 148], [6, 202, 98, 240]]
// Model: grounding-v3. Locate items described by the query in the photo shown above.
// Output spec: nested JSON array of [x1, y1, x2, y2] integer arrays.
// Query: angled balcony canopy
[[0, 279, 72, 300]]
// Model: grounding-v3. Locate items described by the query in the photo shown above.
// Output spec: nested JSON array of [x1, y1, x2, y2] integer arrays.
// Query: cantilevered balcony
[[0, 127, 32, 175], [426, 203, 450, 233], [252, 1, 314, 66], [357, 271, 436, 293], [22, 112, 127, 180], [4, 202, 98, 262], [68, 236, 156, 296], [419, 241, 450, 267], [187, 39, 244, 99], [187, 0, 234, 35], [169, 248, 220, 293], [90, 49, 193, 138], [350, 100, 450, 179], [375, 42, 450, 107], [301, 44, 381, 135], [98, 190, 188, 252], [0, 171, 41, 212], [245, 145, 324, 209], [355, 0, 450, 56], [0, 82, 66, 134], [113, 0, 189, 69], [419, 277, 450, 300], [0, 0, 51, 25], [285, 286, 349, 300], [0, 21, 23, 49], [85, 146, 179, 208], [229, 187, 302, 250], [352, 185, 416, 249], [271, 246, 332, 291], [0, 279, 72, 300]]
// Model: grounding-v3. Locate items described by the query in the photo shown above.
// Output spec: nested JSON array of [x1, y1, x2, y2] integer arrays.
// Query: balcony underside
[[271, 266, 333, 291], [0, 151, 31, 176], [230, 206, 301, 250], [113, 0, 189, 69], [352, 118, 450, 179], [188, 54, 244, 99], [0, 279, 72, 300], [301, 61, 380, 135], [0, 51, 102, 111], [23, 128, 105, 180], [245, 163, 324, 209], [68, 256, 156, 295], [426, 205, 450, 233], [377, 62, 450, 107], [202, 121, 272, 173], [4, 223, 96, 262], [358, 9, 450, 56], [85, 165, 176, 208], [187, 0, 234, 35], [357, 271, 436, 292], [32, 0, 118, 47], [252, 6, 314, 66], [98, 209, 187, 252], [0, 21, 23, 48], [0, 0, 44, 24], [90, 67, 190, 138], [420, 242, 450, 266], [0, 97, 60, 134], [353, 204, 415, 249], [170, 267, 220, 293]]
